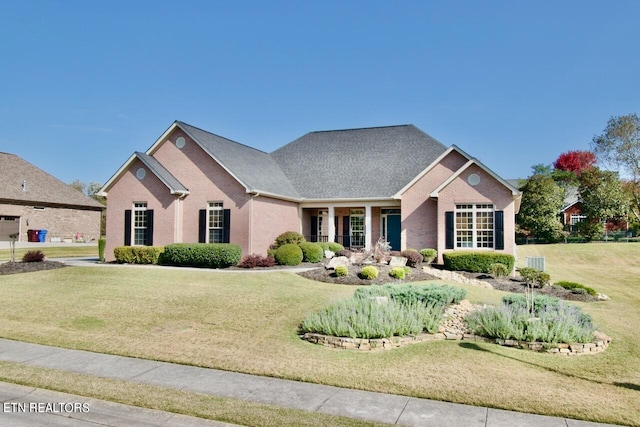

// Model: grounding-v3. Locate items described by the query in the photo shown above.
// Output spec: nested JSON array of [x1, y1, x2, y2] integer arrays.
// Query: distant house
[[99, 121, 522, 263], [0, 153, 103, 242]]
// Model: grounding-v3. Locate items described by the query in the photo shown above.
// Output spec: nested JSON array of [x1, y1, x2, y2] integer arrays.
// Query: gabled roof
[[271, 125, 448, 199], [175, 122, 300, 199], [135, 152, 189, 195], [0, 152, 104, 210]]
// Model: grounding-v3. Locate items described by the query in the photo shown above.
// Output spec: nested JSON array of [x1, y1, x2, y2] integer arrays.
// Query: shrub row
[[554, 281, 597, 296], [114, 246, 164, 265], [442, 251, 515, 274], [161, 243, 241, 268]]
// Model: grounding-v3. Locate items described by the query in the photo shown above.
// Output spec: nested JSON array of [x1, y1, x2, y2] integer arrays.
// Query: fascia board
[[430, 158, 521, 198], [97, 153, 137, 197]]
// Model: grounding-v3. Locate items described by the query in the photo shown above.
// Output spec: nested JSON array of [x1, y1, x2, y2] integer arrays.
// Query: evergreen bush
[[298, 242, 324, 263], [400, 250, 423, 267], [554, 281, 597, 296], [161, 243, 241, 268], [359, 265, 379, 280], [442, 251, 515, 273], [114, 246, 164, 265], [334, 265, 348, 277], [420, 248, 437, 264], [274, 243, 303, 266], [389, 267, 406, 280]]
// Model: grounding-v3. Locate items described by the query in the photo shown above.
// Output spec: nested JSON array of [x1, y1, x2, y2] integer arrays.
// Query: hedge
[[442, 251, 515, 274], [298, 242, 324, 263], [114, 246, 164, 265], [275, 243, 303, 266], [161, 243, 241, 268]]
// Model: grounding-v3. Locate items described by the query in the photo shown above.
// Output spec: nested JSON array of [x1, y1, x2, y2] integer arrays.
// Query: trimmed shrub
[[22, 250, 45, 263], [274, 243, 303, 266], [298, 242, 324, 263], [555, 281, 597, 296], [237, 254, 276, 268], [274, 231, 306, 248], [318, 242, 330, 251], [489, 263, 509, 278], [114, 246, 164, 265], [98, 238, 106, 263], [442, 251, 515, 274], [328, 242, 345, 253], [401, 250, 423, 268], [359, 266, 379, 280], [389, 267, 406, 280], [161, 243, 241, 268], [420, 248, 437, 264], [334, 265, 348, 277]]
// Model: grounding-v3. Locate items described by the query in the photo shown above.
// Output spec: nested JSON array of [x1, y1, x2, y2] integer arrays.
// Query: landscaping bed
[[0, 261, 66, 275], [298, 263, 437, 285]]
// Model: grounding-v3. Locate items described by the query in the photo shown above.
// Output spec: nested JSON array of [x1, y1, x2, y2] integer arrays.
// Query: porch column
[[328, 206, 335, 243], [365, 204, 372, 250]]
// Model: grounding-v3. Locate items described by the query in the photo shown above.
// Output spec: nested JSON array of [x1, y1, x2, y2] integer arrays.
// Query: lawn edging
[[301, 330, 611, 355]]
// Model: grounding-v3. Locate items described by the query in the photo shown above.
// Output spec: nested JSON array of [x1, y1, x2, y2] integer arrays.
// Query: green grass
[[0, 242, 638, 425], [0, 245, 98, 261]]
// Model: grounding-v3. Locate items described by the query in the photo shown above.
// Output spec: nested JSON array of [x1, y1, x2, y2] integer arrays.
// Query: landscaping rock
[[324, 250, 335, 259], [326, 256, 349, 270], [389, 256, 408, 267]]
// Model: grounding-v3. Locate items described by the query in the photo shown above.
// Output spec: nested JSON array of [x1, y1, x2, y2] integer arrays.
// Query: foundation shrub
[[420, 248, 437, 264], [400, 250, 423, 267], [328, 242, 345, 253], [113, 246, 164, 265], [161, 243, 241, 268], [389, 267, 406, 280], [274, 231, 306, 248], [237, 254, 276, 268], [274, 243, 303, 266], [22, 250, 45, 263], [442, 252, 515, 273], [298, 242, 324, 263], [98, 238, 106, 263], [555, 281, 597, 296], [334, 265, 348, 277], [359, 266, 379, 280]]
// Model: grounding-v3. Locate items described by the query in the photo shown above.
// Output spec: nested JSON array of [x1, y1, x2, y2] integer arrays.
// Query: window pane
[[207, 201, 223, 243]]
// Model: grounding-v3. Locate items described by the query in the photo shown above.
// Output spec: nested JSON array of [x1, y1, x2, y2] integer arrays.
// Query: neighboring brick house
[[0, 153, 103, 242], [99, 121, 522, 263]]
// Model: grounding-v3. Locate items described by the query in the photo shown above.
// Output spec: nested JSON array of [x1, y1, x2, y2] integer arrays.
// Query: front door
[[384, 214, 401, 251]]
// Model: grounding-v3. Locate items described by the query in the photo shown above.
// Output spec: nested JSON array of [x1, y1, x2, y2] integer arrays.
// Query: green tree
[[516, 174, 565, 242], [577, 168, 629, 240], [591, 113, 640, 221]]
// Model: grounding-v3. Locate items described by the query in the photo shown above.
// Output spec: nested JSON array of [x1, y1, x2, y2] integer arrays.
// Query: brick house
[[99, 121, 521, 263], [0, 153, 103, 242]]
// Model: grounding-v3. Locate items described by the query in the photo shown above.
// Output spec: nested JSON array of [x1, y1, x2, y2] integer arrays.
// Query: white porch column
[[365, 204, 372, 250], [328, 206, 335, 243]]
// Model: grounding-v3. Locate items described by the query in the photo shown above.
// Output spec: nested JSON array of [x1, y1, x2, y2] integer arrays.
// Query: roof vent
[[22, 180, 26, 192]]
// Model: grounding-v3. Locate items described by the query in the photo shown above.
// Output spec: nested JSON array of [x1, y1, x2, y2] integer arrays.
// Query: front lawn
[[0, 243, 638, 425]]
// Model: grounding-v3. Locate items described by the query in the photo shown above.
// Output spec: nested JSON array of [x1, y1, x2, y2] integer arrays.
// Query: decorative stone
[[326, 256, 349, 270], [324, 250, 335, 259], [389, 256, 408, 267]]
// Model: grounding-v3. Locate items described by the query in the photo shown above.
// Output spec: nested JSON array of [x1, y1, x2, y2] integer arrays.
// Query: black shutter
[[445, 211, 454, 250], [495, 210, 504, 250], [199, 209, 207, 243], [222, 209, 231, 243], [145, 210, 154, 246], [343, 216, 350, 247], [124, 210, 132, 246], [311, 216, 318, 242], [334, 216, 338, 242]]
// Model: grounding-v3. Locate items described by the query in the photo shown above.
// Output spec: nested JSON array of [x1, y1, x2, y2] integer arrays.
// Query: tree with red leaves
[[553, 150, 596, 175]]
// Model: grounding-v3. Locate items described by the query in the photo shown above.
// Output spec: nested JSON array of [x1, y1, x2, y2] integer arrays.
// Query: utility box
[[525, 256, 545, 271]]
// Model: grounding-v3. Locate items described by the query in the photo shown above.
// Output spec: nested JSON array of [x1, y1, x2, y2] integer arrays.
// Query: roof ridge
[[176, 121, 270, 155], [308, 124, 414, 134]]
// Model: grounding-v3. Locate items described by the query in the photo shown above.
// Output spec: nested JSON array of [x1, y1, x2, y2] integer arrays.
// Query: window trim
[[207, 201, 224, 243], [132, 202, 148, 246]]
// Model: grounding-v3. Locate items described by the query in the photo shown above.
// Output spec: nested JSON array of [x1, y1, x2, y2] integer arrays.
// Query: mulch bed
[[298, 263, 597, 302], [0, 261, 67, 275]]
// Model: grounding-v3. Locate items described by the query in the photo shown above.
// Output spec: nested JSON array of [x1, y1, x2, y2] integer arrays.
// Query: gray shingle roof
[[176, 122, 301, 199], [135, 152, 189, 195], [271, 125, 448, 199], [0, 152, 104, 209]]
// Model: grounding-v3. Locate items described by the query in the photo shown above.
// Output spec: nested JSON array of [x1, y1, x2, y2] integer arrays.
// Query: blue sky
[[1, 1, 639, 188]]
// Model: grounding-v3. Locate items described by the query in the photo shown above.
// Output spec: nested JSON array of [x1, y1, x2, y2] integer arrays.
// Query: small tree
[[8, 233, 18, 263], [516, 174, 565, 242]]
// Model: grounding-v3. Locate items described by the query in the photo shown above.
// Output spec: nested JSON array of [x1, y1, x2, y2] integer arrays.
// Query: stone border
[[301, 330, 611, 355]]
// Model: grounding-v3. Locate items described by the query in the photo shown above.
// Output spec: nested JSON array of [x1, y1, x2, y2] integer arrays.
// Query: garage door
[[0, 216, 20, 240]]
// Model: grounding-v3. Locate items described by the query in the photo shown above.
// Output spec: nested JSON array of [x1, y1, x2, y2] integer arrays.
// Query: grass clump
[[466, 294, 595, 344]]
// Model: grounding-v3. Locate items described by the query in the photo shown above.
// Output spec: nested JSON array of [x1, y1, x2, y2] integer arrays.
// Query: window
[[570, 214, 587, 225], [133, 202, 148, 245], [208, 202, 224, 243], [350, 209, 365, 247], [318, 210, 328, 241], [455, 204, 494, 249]]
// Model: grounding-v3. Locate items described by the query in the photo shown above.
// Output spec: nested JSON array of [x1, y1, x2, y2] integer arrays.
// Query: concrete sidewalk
[[0, 339, 615, 427]]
